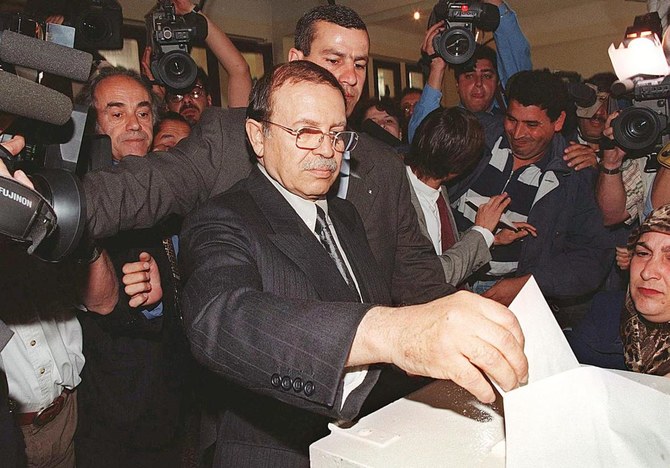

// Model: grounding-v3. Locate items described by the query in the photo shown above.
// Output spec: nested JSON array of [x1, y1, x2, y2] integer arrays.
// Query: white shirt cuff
[[471, 226, 494, 248]]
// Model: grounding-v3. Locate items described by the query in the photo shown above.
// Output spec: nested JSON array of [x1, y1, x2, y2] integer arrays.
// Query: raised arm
[[173, 0, 252, 107], [596, 113, 630, 225], [486, 0, 532, 87], [82, 107, 253, 238]]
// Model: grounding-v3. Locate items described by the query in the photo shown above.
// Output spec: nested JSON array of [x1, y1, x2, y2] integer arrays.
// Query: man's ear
[[288, 48, 305, 62], [206, 94, 212, 106], [553, 111, 567, 133], [245, 119, 265, 159]]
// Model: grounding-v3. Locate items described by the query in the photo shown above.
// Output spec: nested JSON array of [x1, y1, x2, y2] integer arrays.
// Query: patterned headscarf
[[621, 203, 670, 375]]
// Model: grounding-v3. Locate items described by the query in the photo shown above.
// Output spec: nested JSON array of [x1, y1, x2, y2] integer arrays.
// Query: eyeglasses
[[261, 120, 359, 153], [166, 85, 206, 104]]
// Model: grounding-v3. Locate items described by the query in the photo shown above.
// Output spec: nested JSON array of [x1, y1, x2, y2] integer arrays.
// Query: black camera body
[[149, 1, 206, 91], [612, 75, 670, 152], [428, 1, 500, 65], [72, 0, 123, 51], [24, 0, 123, 51]]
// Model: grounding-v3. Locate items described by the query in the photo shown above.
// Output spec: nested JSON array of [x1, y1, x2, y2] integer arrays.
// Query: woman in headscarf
[[566, 203, 670, 377]]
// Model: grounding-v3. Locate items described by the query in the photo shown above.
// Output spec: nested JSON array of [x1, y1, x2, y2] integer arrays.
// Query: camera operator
[[142, 0, 252, 113], [596, 111, 658, 286], [408, 0, 531, 144], [0, 136, 120, 467]]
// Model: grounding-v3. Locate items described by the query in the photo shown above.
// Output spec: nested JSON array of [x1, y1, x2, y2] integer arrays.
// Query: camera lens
[[155, 50, 198, 90], [612, 106, 666, 151], [432, 27, 476, 65], [79, 14, 112, 45]]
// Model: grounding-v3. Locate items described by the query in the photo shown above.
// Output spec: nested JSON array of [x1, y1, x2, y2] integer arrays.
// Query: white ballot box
[[311, 278, 670, 468]]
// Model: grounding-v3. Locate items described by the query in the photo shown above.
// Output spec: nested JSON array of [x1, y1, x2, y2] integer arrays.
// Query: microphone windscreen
[[0, 70, 73, 125], [0, 30, 93, 82]]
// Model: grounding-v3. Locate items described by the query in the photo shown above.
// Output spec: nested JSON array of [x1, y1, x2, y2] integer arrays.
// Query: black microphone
[[0, 30, 93, 82], [0, 70, 73, 125]]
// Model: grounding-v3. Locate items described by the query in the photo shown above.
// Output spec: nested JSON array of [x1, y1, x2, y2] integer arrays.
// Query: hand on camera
[[0, 136, 33, 189]]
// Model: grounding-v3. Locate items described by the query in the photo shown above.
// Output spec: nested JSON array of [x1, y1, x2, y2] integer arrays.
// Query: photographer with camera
[[408, 0, 531, 144], [142, 0, 251, 115], [0, 134, 123, 467], [595, 110, 658, 286]]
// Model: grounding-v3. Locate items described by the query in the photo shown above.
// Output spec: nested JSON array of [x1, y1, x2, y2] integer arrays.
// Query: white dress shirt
[[2, 312, 83, 413], [406, 167, 493, 253]]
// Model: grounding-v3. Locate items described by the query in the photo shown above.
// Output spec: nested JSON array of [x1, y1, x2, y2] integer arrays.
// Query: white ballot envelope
[[311, 277, 670, 467], [466, 195, 518, 231], [503, 277, 670, 468]]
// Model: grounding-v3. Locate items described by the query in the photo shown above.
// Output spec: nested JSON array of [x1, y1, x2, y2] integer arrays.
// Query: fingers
[[1, 135, 25, 158], [512, 222, 537, 237], [446, 354, 497, 403], [128, 292, 149, 308], [563, 143, 597, 170], [422, 21, 445, 53], [448, 300, 527, 400]]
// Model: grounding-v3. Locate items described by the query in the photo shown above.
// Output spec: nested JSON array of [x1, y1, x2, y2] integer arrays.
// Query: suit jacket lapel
[[345, 146, 378, 223], [246, 167, 360, 302]]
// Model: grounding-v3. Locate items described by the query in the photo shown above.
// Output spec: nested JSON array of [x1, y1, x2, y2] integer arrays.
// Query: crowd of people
[[0, 1, 669, 467]]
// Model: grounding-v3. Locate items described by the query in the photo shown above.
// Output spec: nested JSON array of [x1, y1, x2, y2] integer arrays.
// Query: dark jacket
[[76, 219, 191, 465], [83, 107, 453, 305], [450, 133, 614, 299], [180, 167, 392, 466]]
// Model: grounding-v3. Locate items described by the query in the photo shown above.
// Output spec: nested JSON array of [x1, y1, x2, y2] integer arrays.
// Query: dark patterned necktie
[[162, 237, 182, 321], [436, 195, 457, 252], [314, 205, 361, 301]]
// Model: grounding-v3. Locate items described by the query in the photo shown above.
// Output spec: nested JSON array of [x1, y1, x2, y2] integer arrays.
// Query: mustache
[[121, 130, 150, 142], [180, 103, 198, 111], [302, 158, 338, 172]]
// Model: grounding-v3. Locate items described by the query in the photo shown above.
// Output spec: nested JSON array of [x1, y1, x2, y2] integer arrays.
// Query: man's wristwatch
[[598, 163, 623, 175]]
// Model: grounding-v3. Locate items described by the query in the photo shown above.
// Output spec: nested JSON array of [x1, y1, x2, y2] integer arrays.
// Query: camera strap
[[0, 175, 57, 255]]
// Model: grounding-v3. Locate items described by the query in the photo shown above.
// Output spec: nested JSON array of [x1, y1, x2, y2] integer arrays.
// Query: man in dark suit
[[180, 60, 528, 467], [73, 4, 448, 306]]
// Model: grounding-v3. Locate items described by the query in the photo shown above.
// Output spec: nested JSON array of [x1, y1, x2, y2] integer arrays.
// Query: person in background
[[352, 97, 403, 142], [399, 87, 422, 140], [73, 66, 191, 467], [142, 0, 252, 113], [0, 135, 119, 468], [566, 203, 670, 377], [408, 0, 531, 143], [164, 68, 214, 126], [449, 70, 613, 306], [406, 106, 535, 287], [153, 111, 192, 151]]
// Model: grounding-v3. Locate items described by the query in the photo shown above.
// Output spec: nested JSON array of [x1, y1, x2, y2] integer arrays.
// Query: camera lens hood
[[0, 175, 57, 254], [153, 50, 198, 91], [612, 106, 667, 151], [30, 169, 86, 263], [433, 26, 477, 65]]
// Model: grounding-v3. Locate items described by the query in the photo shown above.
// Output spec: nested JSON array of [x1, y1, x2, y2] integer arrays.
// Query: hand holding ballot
[[467, 194, 537, 243]]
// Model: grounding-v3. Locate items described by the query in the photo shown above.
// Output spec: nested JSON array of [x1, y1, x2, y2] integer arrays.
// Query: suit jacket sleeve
[[439, 230, 492, 286], [83, 107, 253, 238], [180, 199, 379, 420]]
